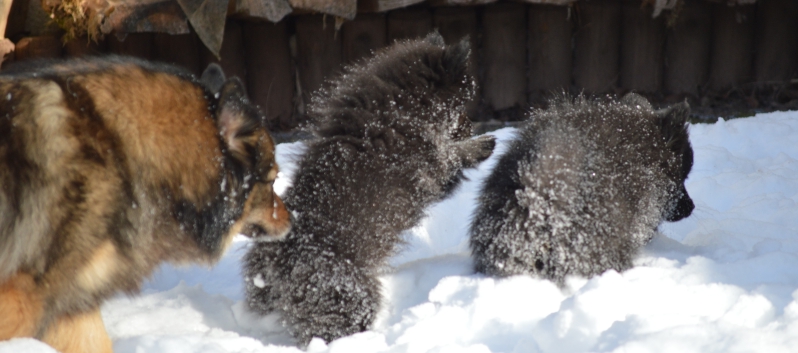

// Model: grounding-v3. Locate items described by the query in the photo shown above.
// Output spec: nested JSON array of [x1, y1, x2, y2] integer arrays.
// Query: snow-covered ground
[[6, 110, 798, 353]]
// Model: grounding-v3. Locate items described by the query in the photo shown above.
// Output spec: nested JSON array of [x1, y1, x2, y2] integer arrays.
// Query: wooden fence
[[4, 0, 798, 131]]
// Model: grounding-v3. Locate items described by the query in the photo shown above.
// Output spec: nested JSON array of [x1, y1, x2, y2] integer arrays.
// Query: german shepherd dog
[[470, 94, 694, 285], [244, 33, 496, 345], [0, 56, 291, 352]]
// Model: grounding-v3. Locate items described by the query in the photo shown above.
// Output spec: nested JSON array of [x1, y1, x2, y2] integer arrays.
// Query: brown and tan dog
[[0, 56, 291, 352]]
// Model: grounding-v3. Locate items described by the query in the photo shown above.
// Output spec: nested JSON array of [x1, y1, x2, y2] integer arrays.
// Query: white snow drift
[[4, 110, 798, 353]]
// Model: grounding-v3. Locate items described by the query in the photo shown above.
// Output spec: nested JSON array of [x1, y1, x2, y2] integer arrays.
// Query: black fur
[[244, 33, 495, 345], [469, 94, 694, 285]]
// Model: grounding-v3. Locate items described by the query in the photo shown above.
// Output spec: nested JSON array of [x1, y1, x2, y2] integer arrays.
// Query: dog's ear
[[217, 77, 261, 166], [442, 36, 471, 76], [201, 63, 226, 95], [424, 31, 445, 46], [621, 92, 652, 111], [656, 101, 690, 149]]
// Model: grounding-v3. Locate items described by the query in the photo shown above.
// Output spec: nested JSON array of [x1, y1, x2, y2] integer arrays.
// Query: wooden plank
[[573, 0, 621, 94], [664, 0, 711, 96], [429, 0, 494, 7], [24, 0, 58, 36], [434, 7, 481, 117], [233, 0, 292, 23], [154, 32, 202, 75], [619, 0, 665, 93], [5, 0, 28, 41], [387, 7, 433, 43], [342, 13, 387, 64], [295, 14, 342, 115], [482, 2, 527, 113], [707, 3, 755, 91], [177, 0, 228, 58], [359, 0, 425, 14], [243, 20, 296, 131], [290, 0, 356, 19], [13, 35, 61, 61], [100, 0, 189, 35], [754, 0, 798, 84], [108, 32, 155, 60], [64, 36, 108, 57], [528, 4, 572, 101], [201, 20, 247, 82], [433, 7, 477, 45]]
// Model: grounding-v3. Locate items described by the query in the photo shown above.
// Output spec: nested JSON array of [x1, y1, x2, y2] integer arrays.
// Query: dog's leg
[[0, 273, 43, 340], [452, 135, 497, 168], [42, 308, 113, 353]]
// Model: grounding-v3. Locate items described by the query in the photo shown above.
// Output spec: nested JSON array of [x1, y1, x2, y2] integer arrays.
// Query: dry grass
[[48, 0, 105, 43]]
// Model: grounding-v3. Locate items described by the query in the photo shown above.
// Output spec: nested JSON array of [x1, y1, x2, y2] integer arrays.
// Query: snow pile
[[5, 111, 798, 352]]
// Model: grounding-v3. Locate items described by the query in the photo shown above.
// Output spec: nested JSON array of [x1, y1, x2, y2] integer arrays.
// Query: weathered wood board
[[64, 36, 108, 57], [244, 20, 296, 130], [754, 0, 798, 84], [154, 32, 202, 74], [108, 33, 155, 60], [573, 0, 621, 93], [528, 4, 572, 102], [202, 20, 248, 84], [708, 3, 755, 91], [295, 14, 342, 115], [434, 6, 477, 45], [664, 0, 711, 96], [14, 35, 61, 61], [482, 2, 527, 113], [619, 0, 664, 93], [388, 7, 433, 43], [342, 13, 387, 64]]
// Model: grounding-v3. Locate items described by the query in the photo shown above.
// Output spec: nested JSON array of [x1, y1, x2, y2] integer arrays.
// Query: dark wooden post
[[108, 33, 155, 60], [64, 37, 108, 58], [295, 14, 343, 115], [573, 0, 621, 94], [620, 0, 665, 93], [154, 32, 202, 75], [434, 6, 477, 45], [664, 0, 711, 96], [342, 13, 387, 64], [482, 2, 527, 118], [707, 3, 755, 91], [202, 20, 248, 82], [387, 7, 433, 43], [13, 36, 62, 61], [528, 4, 573, 104], [6, 0, 29, 41], [244, 21, 296, 131], [434, 6, 481, 119], [754, 0, 798, 84]]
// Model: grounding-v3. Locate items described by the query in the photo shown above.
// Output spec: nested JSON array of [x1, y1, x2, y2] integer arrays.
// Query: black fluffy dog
[[470, 94, 694, 285], [244, 33, 495, 345]]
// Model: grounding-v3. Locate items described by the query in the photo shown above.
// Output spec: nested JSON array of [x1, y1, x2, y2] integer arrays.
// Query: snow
[[6, 110, 798, 352]]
